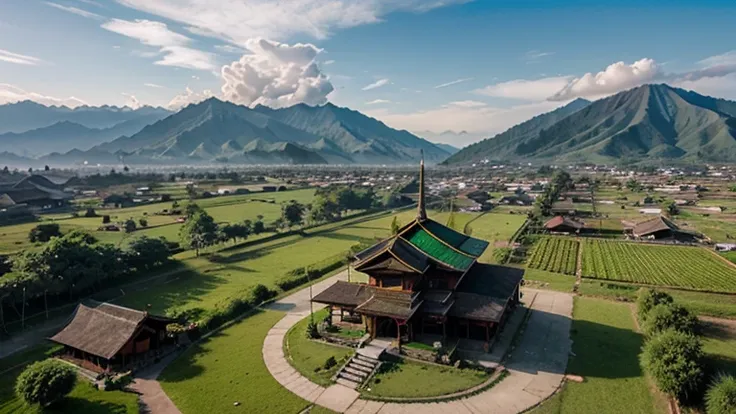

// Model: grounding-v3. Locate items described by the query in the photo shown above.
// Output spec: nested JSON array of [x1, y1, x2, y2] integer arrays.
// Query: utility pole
[[307, 267, 314, 324]]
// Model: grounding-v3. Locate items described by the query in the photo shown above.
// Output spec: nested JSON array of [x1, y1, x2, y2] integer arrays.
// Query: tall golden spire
[[417, 150, 427, 220]]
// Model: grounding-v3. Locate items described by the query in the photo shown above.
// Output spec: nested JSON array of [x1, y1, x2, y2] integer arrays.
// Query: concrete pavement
[[262, 272, 574, 414]]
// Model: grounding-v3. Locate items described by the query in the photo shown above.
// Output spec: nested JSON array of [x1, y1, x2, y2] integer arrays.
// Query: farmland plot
[[581, 239, 736, 292], [528, 237, 579, 275]]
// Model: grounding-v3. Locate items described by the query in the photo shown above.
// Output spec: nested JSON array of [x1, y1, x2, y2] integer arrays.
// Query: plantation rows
[[528, 237, 579, 275], [581, 239, 736, 292]]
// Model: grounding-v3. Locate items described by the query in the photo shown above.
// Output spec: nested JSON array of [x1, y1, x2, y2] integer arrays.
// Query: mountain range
[[0, 98, 449, 167], [445, 84, 736, 165]]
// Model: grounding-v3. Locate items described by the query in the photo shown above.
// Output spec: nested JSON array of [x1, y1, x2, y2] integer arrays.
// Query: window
[[381, 276, 402, 288]]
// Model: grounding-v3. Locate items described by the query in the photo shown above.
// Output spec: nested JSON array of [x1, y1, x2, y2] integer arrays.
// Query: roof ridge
[[398, 235, 466, 271], [88, 304, 145, 325]]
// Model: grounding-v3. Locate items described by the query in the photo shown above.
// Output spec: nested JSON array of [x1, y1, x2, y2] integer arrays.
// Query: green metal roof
[[422, 220, 489, 257], [403, 228, 475, 271]]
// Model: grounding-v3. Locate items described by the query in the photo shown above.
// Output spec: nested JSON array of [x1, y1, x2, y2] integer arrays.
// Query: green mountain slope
[[443, 98, 590, 164], [445, 84, 736, 164]]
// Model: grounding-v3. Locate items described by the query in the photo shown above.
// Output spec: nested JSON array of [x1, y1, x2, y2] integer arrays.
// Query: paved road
[[262, 276, 574, 414], [129, 353, 182, 414]]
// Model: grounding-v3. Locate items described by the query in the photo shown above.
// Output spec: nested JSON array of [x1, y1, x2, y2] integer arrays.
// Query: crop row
[[528, 237, 579, 275], [581, 239, 736, 293]]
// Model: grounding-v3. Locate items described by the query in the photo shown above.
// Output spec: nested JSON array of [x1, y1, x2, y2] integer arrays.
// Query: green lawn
[[700, 318, 736, 376], [284, 309, 353, 386], [0, 188, 316, 253], [159, 310, 310, 414], [362, 359, 489, 398], [577, 280, 736, 319], [466, 212, 527, 264], [524, 268, 576, 293], [0, 345, 137, 414], [529, 297, 663, 414]]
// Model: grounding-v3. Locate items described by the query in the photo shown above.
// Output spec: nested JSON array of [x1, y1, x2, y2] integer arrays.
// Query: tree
[[626, 178, 643, 192], [642, 303, 698, 337], [706, 375, 736, 414], [640, 329, 704, 401], [124, 219, 137, 233], [126, 236, 171, 270], [636, 288, 673, 322], [15, 359, 76, 407], [84, 208, 97, 217], [253, 220, 265, 235], [282, 200, 305, 229], [179, 210, 218, 256], [28, 224, 61, 243], [390, 216, 400, 235], [102, 215, 111, 224], [44, 165, 50, 171], [138, 218, 148, 227], [221, 223, 250, 244], [665, 201, 680, 216], [185, 203, 202, 218], [123, 165, 129, 172]]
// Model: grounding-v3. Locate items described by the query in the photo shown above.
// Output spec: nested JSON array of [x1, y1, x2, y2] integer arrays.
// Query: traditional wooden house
[[544, 216, 584, 234], [312, 158, 524, 350], [50, 303, 173, 373], [0, 175, 73, 210], [629, 216, 703, 242]]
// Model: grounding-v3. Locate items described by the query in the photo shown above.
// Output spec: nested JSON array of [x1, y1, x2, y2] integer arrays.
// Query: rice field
[[581, 239, 736, 292], [528, 237, 579, 275]]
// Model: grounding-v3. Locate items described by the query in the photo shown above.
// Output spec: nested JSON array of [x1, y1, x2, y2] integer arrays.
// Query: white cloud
[[362, 78, 389, 91], [475, 76, 572, 101], [698, 50, 736, 67], [44, 2, 103, 19], [366, 100, 565, 146], [167, 87, 214, 110], [433, 77, 473, 89], [78, 0, 104, 7], [144, 83, 164, 88], [115, 0, 469, 42], [323, 59, 335, 65], [0, 83, 87, 108], [447, 100, 487, 108], [101, 19, 215, 70], [214, 44, 246, 54], [221, 38, 333, 108], [524, 50, 554, 62], [121, 92, 141, 109], [0, 49, 44, 66], [549, 58, 661, 101], [673, 73, 736, 101], [365, 99, 391, 105]]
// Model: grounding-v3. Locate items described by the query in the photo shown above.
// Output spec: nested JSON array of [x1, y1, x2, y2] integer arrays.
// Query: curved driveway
[[263, 272, 574, 414]]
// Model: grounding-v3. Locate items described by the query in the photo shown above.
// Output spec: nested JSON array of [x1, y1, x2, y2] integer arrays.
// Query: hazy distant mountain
[[445, 85, 736, 164], [0, 101, 171, 134], [444, 98, 591, 164], [414, 130, 484, 150], [253, 103, 450, 164], [0, 115, 165, 156], [93, 98, 449, 165]]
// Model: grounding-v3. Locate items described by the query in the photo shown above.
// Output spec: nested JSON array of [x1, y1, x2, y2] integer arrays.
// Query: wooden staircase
[[334, 354, 380, 389]]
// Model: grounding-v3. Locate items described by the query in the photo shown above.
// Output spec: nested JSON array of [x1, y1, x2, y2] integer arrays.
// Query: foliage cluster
[[15, 359, 77, 407]]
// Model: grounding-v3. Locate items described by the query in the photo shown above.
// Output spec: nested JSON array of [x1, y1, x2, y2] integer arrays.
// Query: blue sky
[[1, 0, 735, 146]]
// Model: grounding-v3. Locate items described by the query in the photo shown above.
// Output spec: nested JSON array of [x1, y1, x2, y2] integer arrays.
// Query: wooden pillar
[[442, 318, 447, 341], [485, 323, 490, 343]]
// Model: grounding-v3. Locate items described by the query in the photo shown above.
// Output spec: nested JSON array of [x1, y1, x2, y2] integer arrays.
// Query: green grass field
[[159, 310, 311, 414], [466, 212, 527, 263], [284, 309, 352, 386], [530, 297, 664, 414], [700, 318, 736, 377], [0, 188, 316, 254], [362, 359, 490, 398], [528, 237, 579, 275], [0, 345, 137, 414], [523, 268, 576, 293], [581, 239, 736, 292]]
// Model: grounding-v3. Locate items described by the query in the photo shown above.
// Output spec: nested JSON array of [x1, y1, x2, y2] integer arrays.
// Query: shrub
[[138, 218, 148, 227], [642, 303, 698, 337], [15, 359, 77, 407], [705, 375, 736, 414], [28, 223, 61, 243], [103, 372, 133, 391], [637, 288, 673, 322], [306, 321, 319, 339], [323, 356, 337, 370], [84, 208, 97, 217], [640, 329, 704, 401], [251, 284, 276, 304], [102, 215, 111, 224], [124, 219, 137, 233]]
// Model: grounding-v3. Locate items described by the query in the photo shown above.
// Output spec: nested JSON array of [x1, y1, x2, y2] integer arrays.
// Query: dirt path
[[573, 238, 583, 293]]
